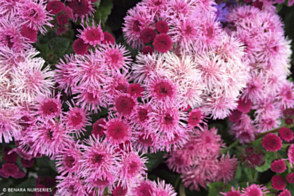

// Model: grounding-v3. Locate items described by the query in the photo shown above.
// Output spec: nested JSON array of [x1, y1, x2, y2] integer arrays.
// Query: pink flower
[[228, 110, 242, 123], [242, 184, 269, 196], [72, 38, 88, 55], [237, 98, 252, 113], [105, 118, 132, 145], [0, 163, 25, 179], [55, 143, 81, 176], [156, 21, 169, 33], [79, 22, 104, 46], [278, 127, 293, 142], [165, 149, 192, 173], [4, 147, 18, 163], [132, 130, 159, 153], [65, 6, 74, 19], [122, 5, 154, 48], [271, 160, 287, 173], [57, 14, 68, 26], [216, 153, 238, 183], [194, 127, 225, 157], [80, 136, 121, 183], [140, 28, 156, 44], [21, 25, 38, 43], [118, 151, 147, 186], [279, 81, 294, 109], [286, 173, 294, 183], [127, 83, 144, 98], [21, 158, 34, 168], [35, 93, 62, 118], [149, 102, 188, 143], [23, 120, 73, 157], [101, 44, 131, 72], [187, 108, 204, 129], [74, 85, 107, 113], [153, 34, 172, 53], [271, 175, 286, 190], [55, 54, 78, 93], [287, 144, 294, 164], [112, 185, 128, 196], [153, 179, 177, 196], [103, 32, 115, 45], [18, 0, 53, 34], [145, 76, 177, 102], [279, 189, 291, 196], [46, 1, 65, 15], [262, 133, 283, 152], [56, 174, 87, 195], [113, 93, 137, 117], [67, 0, 95, 22], [64, 105, 90, 137], [142, 46, 154, 55], [221, 187, 241, 196], [132, 180, 156, 196], [91, 118, 106, 138]]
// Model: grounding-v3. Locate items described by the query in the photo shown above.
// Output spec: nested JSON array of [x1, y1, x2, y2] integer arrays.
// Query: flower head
[[105, 118, 132, 145], [262, 133, 282, 152], [286, 173, 294, 184], [271, 175, 286, 190], [153, 33, 172, 53], [79, 22, 104, 46], [271, 159, 287, 173]]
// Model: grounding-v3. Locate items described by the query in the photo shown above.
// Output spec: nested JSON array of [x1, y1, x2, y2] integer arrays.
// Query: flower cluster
[[165, 126, 238, 191], [227, 3, 293, 142]]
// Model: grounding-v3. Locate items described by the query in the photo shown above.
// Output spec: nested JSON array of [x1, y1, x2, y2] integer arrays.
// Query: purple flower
[[214, 3, 229, 23]]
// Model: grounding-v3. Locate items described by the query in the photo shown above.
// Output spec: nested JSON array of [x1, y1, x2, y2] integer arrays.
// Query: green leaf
[[144, 151, 165, 171], [207, 181, 224, 196], [48, 37, 71, 56], [94, 0, 113, 27], [276, 3, 284, 12], [255, 151, 275, 172], [234, 164, 242, 180], [244, 167, 258, 182]]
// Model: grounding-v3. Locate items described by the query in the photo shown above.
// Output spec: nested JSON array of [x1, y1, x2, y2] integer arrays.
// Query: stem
[[255, 124, 294, 140], [174, 174, 181, 190], [179, 183, 186, 196]]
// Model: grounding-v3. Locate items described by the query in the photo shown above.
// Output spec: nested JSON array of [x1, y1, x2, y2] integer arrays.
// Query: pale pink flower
[[17, 0, 53, 34]]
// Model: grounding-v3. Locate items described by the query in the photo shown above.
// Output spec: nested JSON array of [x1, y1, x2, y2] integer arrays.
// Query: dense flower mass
[[1, 0, 294, 195]]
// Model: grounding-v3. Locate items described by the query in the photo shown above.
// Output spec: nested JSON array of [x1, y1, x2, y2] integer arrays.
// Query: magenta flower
[[271, 159, 287, 173], [91, 118, 106, 138], [271, 175, 286, 190], [153, 34, 172, 53], [103, 32, 115, 45], [156, 21, 169, 33], [286, 173, 294, 183], [46, 1, 65, 15], [67, 0, 95, 22], [105, 118, 132, 145], [278, 127, 293, 142], [262, 133, 282, 152], [72, 38, 88, 55], [0, 163, 25, 179]]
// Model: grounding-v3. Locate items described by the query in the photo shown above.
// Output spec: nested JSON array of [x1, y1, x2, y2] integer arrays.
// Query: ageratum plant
[[1, 0, 294, 196]]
